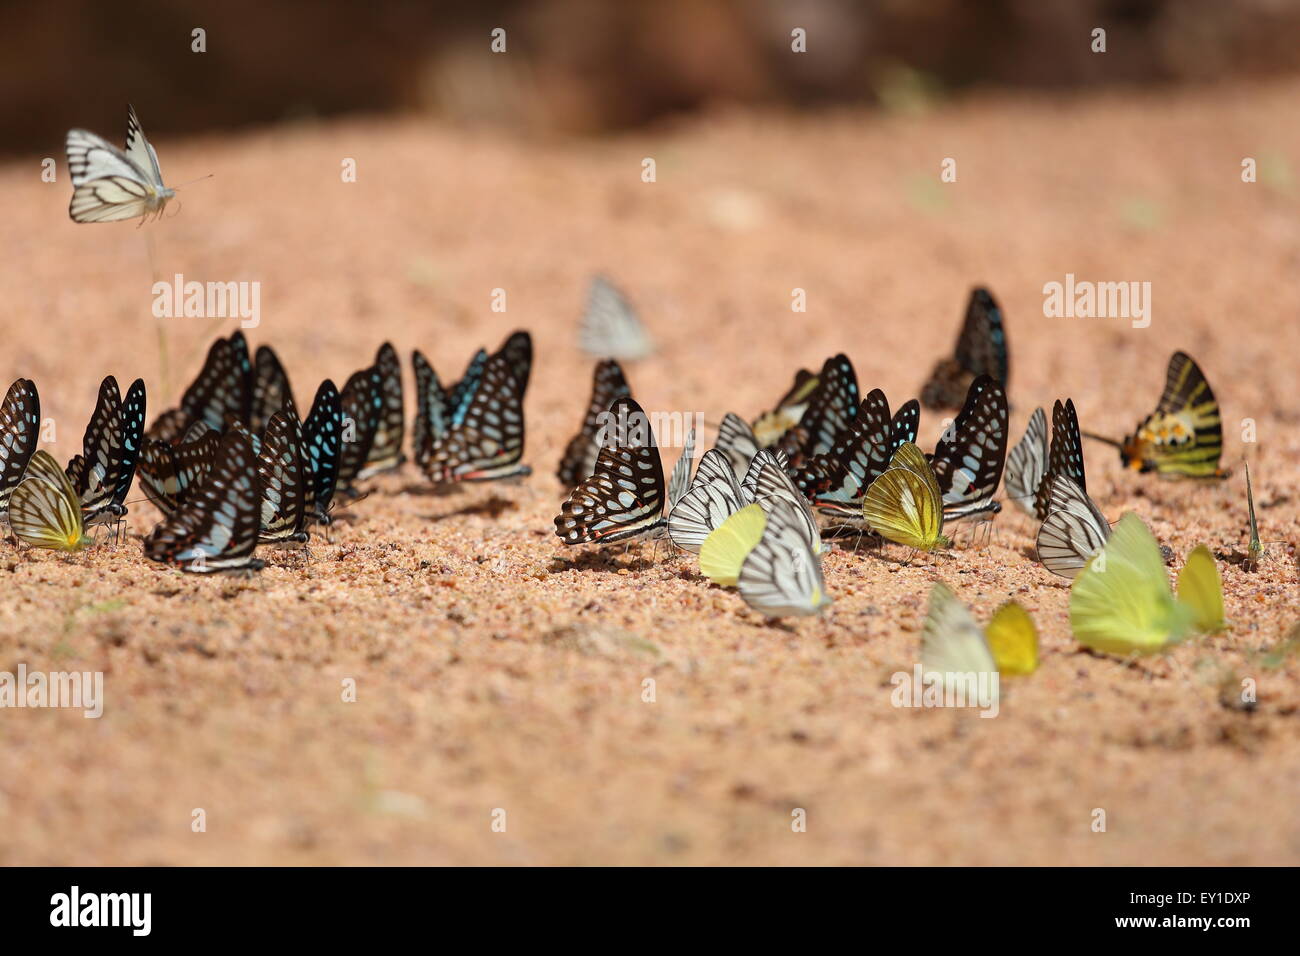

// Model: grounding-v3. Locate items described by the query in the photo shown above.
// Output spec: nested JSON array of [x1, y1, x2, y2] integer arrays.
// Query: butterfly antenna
[[1080, 430, 1123, 449], [173, 173, 214, 190]]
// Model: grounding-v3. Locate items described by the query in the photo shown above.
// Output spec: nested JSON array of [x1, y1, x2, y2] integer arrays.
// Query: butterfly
[[920, 287, 1010, 410], [144, 426, 265, 574], [497, 330, 533, 397], [862, 442, 948, 551], [356, 343, 405, 480], [66, 105, 174, 224], [1069, 512, 1194, 656], [579, 275, 654, 361], [8, 450, 86, 552], [700, 499, 830, 617], [336, 366, 382, 494], [555, 397, 665, 545], [138, 421, 221, 519], [301, 380, 343, 526], [779, 354, 860, 466], [667, 448, 747, 554], [148, 332, 252, 441], [715, 412, 763, 481], [1088, 351, 1225, 479], [751, 368, 820, 448], [255, 406, 311, 548], [1004, 407, 1047, 517], [923, 582, 1038, 688], [0, 378, 42, 521], [1035, 473, 1111, 580], [422, 349, 530, 484], [64, 375, 146, 528], [929, 375, 1009, 523], [557, 359, 632, 487], [666, 427, 697, 509], [1032, 399, 1087, 519], [250, 344, 296, 436], [1178, 545, 1225, 635], [745, 451, 823, 556]]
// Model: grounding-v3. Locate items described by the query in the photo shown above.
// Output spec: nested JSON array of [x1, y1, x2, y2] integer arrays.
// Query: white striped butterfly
[[144, 426, 264, 574], [557, 359, 632, 488], [1035, 473, 1110, 580], [66, 105, 175, 224], [929, 375, 1009, 524], [580, 275, 655, 361], [921, 287, 1010, 410], [64, 375, 146, 528], [357, 342, 406, 479], [9, 451, 86, 552], [1033, 398, 1086, 520], [138, 421, 221, 519], [746, 453, 823, 556], [715, 412, 763, 481], [555, 396, 665, 545], [667, 448, 746, 554], [735, 497, 830, 618], [666, 427, 696, 509], [0, 378, 41, 520], [1004, 406, 1047, 517]]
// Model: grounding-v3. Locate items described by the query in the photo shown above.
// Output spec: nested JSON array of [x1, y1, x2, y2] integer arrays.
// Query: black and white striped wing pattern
[[336, 367, 381, 491], [555, 397, 665, 545], [557, 359, 632, 487], [1035, 473, 1111, 579], [1034, 398, 1087, 520], [411, 350, 447, 469], [1005, 406, 1048, 517], [302, 380, 343, 525], [740, 448, 790, 502], [667, 447, 744, 553], [799, 389, 893, 513], [251, 344, 296, 436], [144, 427, 264, 574], [66, 375, 147, 524], [66, 106, 172, 224], [157, 336, 249, 436], [929, 375, 1009, 522], [358, 342, 406, 479], [666, 427, 697, 508], [579, 275, 654, 361], [737, 498, 830, 618], [751, 458, 823, 555], [425, 352, 529, 483], [0, 378, 41, 516], [256, 409, 309, 545], [716, 412, 762, 481], [789, 354, 860, 464]]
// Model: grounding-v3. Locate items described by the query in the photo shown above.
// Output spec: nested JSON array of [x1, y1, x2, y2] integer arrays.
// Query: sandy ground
[[0, 80, 1298, 866]]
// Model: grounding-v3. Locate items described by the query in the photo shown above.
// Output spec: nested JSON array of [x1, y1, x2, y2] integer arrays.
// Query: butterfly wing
[[302, 380, 343, 524], [256, 409, 308, 543], [411, 349, 447, 469], [667, 448, 746, 554], [666, 427, 697, 508], [699, 502, 767, 586], [557, 359, 631, 487], [251, 344, 296, 436], [1177, 545, 1225, 634], [985, 602, 1039, 675], [921, 582, 999, 696], [889, 399, 921, 453], [496, 330, 533, 397], [716, 412, 762, 481], [954, 287, 1009, 386], [929, 375, 1009, 522], [1005, 407, 1047, 516], [751, 459, 823, 555], [737, 498, 829, 617], [425, 352, 529, 483], [124, 104, 166, 186], [336, 367, 380, 490], [579, 275, 654, 360], [0, 378, 41, 515], [554, 397, 665, 545], [355, 342, 405, 479], [1122, 351, 1224, 478], [65, 126, 159, 223], [789, 354, 860, 465], [1034, 398, 1087, 518], [1035, 473, 1111, 580], [752, 368, 819, 448], [862, 443, 945, 550], [1069, 512, 1194, 655], [10, 454, 86, 552], [800, 389, 893, 514]]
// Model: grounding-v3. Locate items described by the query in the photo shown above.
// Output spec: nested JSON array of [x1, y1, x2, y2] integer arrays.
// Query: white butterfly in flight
[[66, 105, 174, 223]]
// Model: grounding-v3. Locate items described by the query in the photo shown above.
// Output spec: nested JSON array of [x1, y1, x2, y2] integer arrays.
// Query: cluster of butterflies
[[0, 326, 533, 574], [553, 285, 1240, 650], [53, 104, 1248, 663]]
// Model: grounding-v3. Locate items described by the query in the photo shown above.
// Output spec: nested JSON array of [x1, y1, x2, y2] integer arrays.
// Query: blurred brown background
[[5, 0, 1300, 152]]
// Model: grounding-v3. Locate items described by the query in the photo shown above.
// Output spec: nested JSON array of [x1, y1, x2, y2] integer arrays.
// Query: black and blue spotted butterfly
[[250, 343, 296, 437], [921, 287, 1009, 411], [301, 380, 343, 526], [144, 425, 264, 575], [0, 378, 41, 522], [557, 359, 632, 488], [336, 365, 382, 495], [147, 332, 252, 442], [256, 401, 311, 547], [357, 342, 405, 479], [138, 420, 221, 519], [776, 353, 860, 467], [64, 375, 146, 529], [928, 375, 1010, 524]]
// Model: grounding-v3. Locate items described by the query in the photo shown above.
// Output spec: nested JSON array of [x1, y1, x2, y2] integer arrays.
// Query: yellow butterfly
[[9, 450, 87, 552], [1069, 512, 1194, 655], [1177, 545, 1226, 634], [1119, 351, 1226, 478], [699, 502, 767, 586], [862, 442, 947, 550], [925, 582, 1038, 682]]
